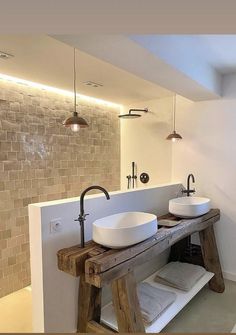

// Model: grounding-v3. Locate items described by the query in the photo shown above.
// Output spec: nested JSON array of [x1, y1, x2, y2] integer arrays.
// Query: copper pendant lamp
[[166, 94, 182, 142], [63, 48, 88, 132]]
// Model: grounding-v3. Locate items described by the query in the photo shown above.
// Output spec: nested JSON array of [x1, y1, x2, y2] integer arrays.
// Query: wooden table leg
[[111, 271, 145, 333], [169, 236, 190, 262], [77, 273, 102, 332], [199, 225, 225, 293]]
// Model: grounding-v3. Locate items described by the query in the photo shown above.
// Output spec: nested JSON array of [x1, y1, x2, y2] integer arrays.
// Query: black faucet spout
[[76, 185, 110, 248], [182, 173, 195, 197], [187, 174, 195, 191]]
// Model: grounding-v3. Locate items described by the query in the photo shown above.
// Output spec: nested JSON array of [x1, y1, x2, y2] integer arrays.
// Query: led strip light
[[0, 73, 122, 109]]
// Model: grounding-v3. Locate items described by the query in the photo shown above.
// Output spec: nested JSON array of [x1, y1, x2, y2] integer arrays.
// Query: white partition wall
[[172, 93, 236, 282], [29, 183, 181, 332]]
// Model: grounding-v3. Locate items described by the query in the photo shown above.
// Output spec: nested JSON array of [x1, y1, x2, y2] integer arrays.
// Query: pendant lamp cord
[[173, 94, 176, 132], [74, 48, 77, 114]]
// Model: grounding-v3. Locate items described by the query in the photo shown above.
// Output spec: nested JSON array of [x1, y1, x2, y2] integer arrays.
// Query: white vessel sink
[[92, 212, 158, 249], [169, 197, 211, 218]]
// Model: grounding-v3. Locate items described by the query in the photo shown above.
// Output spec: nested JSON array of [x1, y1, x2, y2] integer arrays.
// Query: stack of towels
[[154, 261, 206, 291], [137, 282, 176, 325], [135, 261, 206, 325]]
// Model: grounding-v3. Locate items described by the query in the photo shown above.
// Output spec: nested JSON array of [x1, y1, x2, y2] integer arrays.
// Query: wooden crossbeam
[[57, 241, 107, 277]]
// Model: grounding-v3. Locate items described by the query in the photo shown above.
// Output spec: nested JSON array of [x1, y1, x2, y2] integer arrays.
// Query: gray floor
[[163, 279, 236, 333]]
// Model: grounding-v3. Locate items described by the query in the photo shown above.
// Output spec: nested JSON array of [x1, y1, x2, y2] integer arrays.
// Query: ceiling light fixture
[[83, 81, 103, 88], [63, 48, 89, 132], [166, 94, 182, 142], [0, 51, 14, 60]]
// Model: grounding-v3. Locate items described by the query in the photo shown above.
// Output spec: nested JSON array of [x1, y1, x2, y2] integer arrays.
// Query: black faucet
[[75, 185, 110, 248], [126, 175, 131, 189], [182, 174, 195, 196]]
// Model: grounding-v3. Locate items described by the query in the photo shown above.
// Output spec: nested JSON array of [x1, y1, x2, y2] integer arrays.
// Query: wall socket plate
[[50, 218, 62, 233]]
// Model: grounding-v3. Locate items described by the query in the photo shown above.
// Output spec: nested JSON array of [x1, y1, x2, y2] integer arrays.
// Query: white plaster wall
[[120, 97, 173, 190], [29, 183, 181, 332], [172, 94, 236, 281]]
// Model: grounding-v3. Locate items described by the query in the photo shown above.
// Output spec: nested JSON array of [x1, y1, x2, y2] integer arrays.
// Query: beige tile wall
[[0, 79, 120, 297]]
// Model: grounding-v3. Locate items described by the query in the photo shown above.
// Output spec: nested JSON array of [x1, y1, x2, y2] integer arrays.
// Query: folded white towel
[[137, 282, 176, 325], [155, 261, 206, 291]]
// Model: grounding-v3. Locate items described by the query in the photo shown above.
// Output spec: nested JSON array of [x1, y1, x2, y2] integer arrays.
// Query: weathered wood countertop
[[58, 208, 220, 287]]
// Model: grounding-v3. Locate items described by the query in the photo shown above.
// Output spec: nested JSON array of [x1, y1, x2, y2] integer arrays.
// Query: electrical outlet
[[50, 218, 62, 233]]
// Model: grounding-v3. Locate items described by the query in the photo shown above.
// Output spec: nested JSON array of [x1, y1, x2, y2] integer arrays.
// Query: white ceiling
[[55, 34, 222, 101], [59, 34, 236, 100], [2, 34, 236, 105], [0, 35, 172, 105]]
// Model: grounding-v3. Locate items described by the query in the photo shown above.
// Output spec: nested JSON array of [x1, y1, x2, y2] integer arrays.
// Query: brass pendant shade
[[63, 48, 88, 132], [63, 111, 88, 132], [166, 130, 182, 141], [166, 94, 182, 142]]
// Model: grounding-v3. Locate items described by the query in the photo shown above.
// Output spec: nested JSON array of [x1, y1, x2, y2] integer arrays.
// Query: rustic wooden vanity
[[57, 208, 224, 333]]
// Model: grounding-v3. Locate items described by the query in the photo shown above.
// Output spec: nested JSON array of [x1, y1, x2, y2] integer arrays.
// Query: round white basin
[[169, 196, 211, 218], [92, 211, 158, 249]]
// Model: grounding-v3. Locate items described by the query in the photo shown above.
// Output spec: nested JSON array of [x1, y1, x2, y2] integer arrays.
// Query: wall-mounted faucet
[[126, 162, 137, 189], [182, 174, 195, 197], [131, 161, 137, 188], [126, 175, 131, 189], [75, 185, 110, 248]]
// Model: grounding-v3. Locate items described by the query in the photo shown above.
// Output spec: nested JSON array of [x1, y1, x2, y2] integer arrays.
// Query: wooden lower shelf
[[101, 270, 214, 333]]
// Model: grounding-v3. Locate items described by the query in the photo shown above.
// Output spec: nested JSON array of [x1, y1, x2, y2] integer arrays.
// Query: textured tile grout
[[0, 79, 121, 297]]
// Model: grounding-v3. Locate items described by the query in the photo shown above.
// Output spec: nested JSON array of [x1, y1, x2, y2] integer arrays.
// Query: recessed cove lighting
[[0, 51, 14, 60], [0, 73, 121, 108]]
